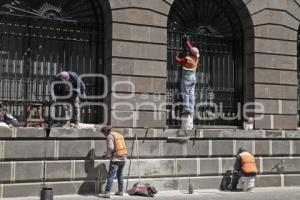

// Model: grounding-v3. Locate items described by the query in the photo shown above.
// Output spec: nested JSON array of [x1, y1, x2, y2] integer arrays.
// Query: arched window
[[0, 0, 109, 123], [167, 0, 244, 126]]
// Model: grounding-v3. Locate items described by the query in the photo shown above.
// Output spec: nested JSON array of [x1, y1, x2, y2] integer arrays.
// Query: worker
[[175, 36, 199, 129], [232, 148, 257, 191], [101, 126, 128, 198], [52, 71, 86, 128], [0, 102, 21, 127]]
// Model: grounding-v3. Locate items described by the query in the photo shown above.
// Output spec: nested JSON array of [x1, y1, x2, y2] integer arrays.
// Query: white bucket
[[240, 176, 255, 191]]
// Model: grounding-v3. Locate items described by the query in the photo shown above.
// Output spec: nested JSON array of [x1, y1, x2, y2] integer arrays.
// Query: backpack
[[220, 170, 233, 191], [128, 183, 158, 197]]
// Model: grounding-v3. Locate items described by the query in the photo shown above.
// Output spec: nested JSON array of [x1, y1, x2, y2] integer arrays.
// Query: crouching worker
[[232, 148, 257, 192], [101, 127, 128, 198]]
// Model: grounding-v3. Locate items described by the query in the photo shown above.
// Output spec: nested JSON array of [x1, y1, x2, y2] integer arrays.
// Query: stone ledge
[[1, 157, 300, 183], [0, 174, 298, 197], [1, 139, 300, 160], [1, 128, 300, 139]]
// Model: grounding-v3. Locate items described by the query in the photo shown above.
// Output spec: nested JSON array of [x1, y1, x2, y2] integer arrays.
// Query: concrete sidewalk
[[2, 187, 300, 200]]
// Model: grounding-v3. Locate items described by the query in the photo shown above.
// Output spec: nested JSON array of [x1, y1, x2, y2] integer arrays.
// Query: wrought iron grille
[[0, 0, 104, 124], [167, 0, 244, 126]]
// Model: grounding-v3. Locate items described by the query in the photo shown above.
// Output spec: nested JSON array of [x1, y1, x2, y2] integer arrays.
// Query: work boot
[[102, 191, 110, 198], [115, 191, 124, 196]]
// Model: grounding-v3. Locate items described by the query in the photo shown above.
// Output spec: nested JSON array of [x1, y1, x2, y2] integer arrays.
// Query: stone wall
[[105, 0, 300, 129], [246, 0, 300, 129], [109, 0, 170, 128], [1, 127, 300, 197]]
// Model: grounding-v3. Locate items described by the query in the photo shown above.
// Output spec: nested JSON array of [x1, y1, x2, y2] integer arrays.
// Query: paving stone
[[176, 159, 197, 176], [236, 140, 254, 154], [50, 128, 101, 138], [2, 182, 41, 198], [186, 140, 209, 156], [0, 162, 11, 182], [4, 140, 55, 159], [255, 140, 270, 156], [285, 131, 300, 138], [0, 127, 13, 137], [272, 141, 290, 155], [263, 158, 300, 174], [15, 161, 43, 182], [284, 174, 300, 186], [292, 141, 300, 155], [46, 161, 72, 181], [74, 160, 109, 181], [16, 128, 46, 137], [128, 140, 160, 157], [200, 158, 219, 175], [212, 140, 233, 156], [58, 141, 92, 158], [265, 130, 283, 138], [256, 175, 281, 187], [162, 141, 184, 157], [221, 158, 236, 173]]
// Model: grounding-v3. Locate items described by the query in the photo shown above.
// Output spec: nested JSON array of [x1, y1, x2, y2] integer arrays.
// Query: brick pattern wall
[[107, 0, 300, 129], [245, 0, 300, 129], [109, 0, 172, 128]]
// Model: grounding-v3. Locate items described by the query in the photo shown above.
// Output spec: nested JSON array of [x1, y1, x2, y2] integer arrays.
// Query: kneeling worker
[[232, 148, 257, 191], [101, 127, 128, 198]]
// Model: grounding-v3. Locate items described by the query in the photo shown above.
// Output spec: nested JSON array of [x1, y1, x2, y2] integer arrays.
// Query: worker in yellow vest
[[232, 148, 257, 191], [101, 127, 128, 198], [175, 36, 199, 129]]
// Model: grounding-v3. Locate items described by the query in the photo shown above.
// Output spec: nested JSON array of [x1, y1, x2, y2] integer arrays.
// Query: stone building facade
[[0, 0, 299, 130], [107, 0, 300, 130]]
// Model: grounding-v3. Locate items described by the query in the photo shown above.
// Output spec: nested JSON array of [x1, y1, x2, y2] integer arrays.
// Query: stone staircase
[[0, 127, 300, 198]]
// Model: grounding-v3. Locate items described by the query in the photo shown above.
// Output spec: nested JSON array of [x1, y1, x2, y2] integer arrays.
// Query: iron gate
[[167, 0, 244, 127], [0, 0, 104, 123]]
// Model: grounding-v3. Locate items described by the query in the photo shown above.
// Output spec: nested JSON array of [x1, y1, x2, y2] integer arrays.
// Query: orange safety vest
[[110, 132, 128, 156], [183, 55, 199, 70], [240, 152, 258, 174]]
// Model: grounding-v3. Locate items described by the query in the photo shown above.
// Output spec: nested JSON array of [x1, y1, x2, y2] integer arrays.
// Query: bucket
[[241, 176, 255, 191], [40, 187, 53, 200]]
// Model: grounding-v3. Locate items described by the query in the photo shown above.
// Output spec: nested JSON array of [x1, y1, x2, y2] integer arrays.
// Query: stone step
[[1, 139, 299, 160], [0, 157, 299, 183], [1, 127, 300, 139], [1, 174, 299, 198]]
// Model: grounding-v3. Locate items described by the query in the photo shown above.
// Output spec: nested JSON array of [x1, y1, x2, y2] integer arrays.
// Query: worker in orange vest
[[231, 148, 257, 191], [101, 127, 128, 198]]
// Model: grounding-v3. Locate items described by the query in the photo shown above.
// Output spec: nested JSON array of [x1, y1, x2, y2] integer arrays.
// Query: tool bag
[[128, 182, 158, 197], [219, 170, 233, 191]]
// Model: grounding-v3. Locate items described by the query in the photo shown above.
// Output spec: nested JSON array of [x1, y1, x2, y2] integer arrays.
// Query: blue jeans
[[181, 69, 196, 113], [105, 161, 125, 192]]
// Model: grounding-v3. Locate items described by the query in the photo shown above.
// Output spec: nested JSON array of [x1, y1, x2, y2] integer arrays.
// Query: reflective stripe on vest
[[111, 132, 128, 156], [183, 56, 199, 69], [240, 152, 258, 174]]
